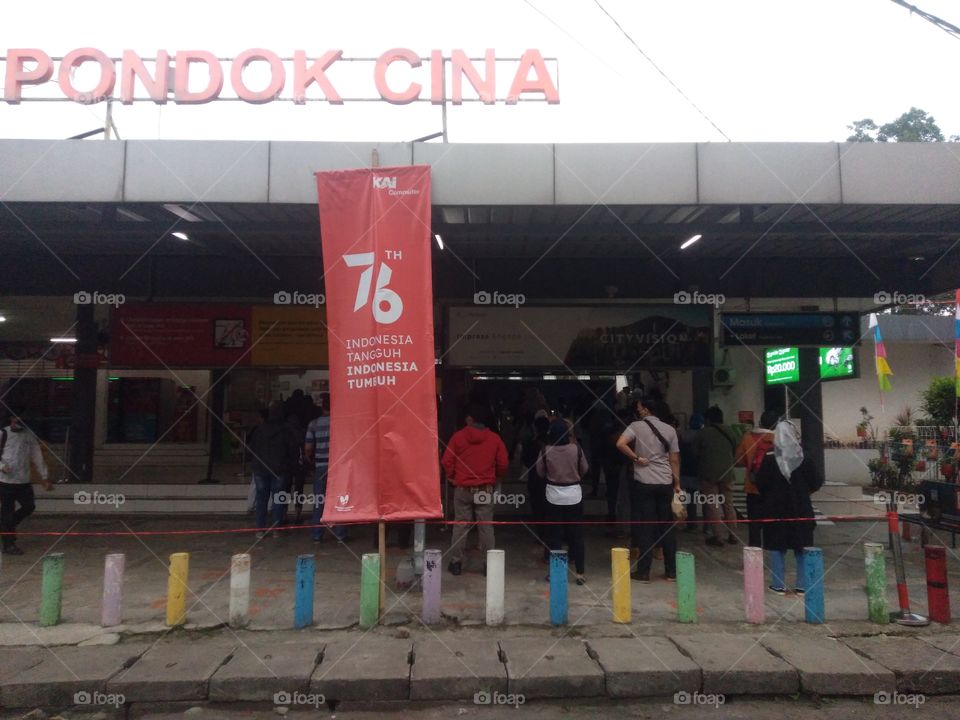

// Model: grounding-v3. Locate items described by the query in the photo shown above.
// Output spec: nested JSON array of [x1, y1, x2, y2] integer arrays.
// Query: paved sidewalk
[[1, 624, 959, 713]]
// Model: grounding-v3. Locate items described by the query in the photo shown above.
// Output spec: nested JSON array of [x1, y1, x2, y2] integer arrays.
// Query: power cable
[[888, 0, 960, 40], [592, 0, 732, 141]]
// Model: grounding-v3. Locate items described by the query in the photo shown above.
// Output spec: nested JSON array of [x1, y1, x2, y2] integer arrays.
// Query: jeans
[[548, 500, 586, 574], [253, 473, 287, 530], [0, 482, 35, 548], [312, 466, 347, 541], [770, 549, 807, 591], [630, 482, 677, 577]]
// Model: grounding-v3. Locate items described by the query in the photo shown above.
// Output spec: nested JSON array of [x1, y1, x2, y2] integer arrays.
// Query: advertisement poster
[[316, 165, 441, 522]]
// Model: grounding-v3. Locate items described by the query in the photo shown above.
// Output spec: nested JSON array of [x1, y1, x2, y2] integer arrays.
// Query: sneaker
[[575, 575, 586, 586], [631, 572, 651, 583], [705, 537, 724, 548], [768, 585, 788, 596], [794, 588, 806, 596], [448, 561, 462, 576], [2, 545, 24, 556], [665, 573, 676, 582]]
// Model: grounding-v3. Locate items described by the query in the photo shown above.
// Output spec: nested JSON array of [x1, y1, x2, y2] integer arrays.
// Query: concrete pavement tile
[[208, 642, 324, 702], [500, 638, 604, 699], [919, 634, 960, 657], [843, 636, 960, 694], [410, 638, 507, 701], [107, 642, 237, 702], [309, 638, 412, 701], [672, 634, 798, 695], [761, 635, 894, 696], [0, 646, 47, 689], [1, 643, 149, 708], [0, 622, 104, 646], [586, 637, 700, 697]]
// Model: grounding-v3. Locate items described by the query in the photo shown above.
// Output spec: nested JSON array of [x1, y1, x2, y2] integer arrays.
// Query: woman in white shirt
[[536, 418, 589, 584]]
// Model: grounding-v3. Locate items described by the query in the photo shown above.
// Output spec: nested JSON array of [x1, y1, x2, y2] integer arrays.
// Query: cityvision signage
[[2, 48, 559, 105]]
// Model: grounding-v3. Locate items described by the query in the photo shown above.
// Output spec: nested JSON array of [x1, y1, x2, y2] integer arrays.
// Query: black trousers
[[746, 494, 764, 548], [0, 482, 35, 548], [525, 468, 549, 542], [602, 460, 623, 522], [630, 482, 677, 577], [548, 500, 585, 574]]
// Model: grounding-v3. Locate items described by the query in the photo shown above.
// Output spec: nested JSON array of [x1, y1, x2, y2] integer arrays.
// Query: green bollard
[[359, 553, 380, 629], [864, 543, 889, 624], [676, 551, 696, 623], [39, 553, 65, 627]]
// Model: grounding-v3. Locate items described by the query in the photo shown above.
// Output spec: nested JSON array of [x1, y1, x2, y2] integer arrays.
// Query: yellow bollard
[[611, 547, 631, 623], [166, 552, 190, 627]]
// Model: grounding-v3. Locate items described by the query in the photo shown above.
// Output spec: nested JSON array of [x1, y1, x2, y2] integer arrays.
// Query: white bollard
[[485, 549, 505, 626], [101, 553, 125, 627], [230, 553, 251, 628]]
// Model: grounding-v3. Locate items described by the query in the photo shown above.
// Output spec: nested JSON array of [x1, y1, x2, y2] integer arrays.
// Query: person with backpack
[[696, 406, 739, 547], [754, 419, 824, 595], [536, 418, 590, 584], [616, 396, 681, 582], [0, 405, 52, 556], [735, 409, 779, 548]]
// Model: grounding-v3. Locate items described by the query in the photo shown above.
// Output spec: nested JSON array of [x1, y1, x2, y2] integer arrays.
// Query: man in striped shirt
[[304, 397, 348, 542]]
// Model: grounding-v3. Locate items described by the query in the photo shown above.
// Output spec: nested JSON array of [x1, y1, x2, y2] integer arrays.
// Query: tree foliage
[[919, 376, 957, 427], [847, 107, 948, 142]]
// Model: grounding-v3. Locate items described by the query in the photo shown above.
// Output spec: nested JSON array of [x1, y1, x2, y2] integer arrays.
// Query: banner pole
[[379, 521, 386, 622]]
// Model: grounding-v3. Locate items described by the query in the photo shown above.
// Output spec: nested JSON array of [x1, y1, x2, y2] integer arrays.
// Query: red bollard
[[902, 521, 912, 542], [925, 546, 951, 624]]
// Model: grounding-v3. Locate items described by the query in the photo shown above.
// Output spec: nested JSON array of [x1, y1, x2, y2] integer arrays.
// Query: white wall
[[707, 342, 952, 441], [822, 343, 952, 441]]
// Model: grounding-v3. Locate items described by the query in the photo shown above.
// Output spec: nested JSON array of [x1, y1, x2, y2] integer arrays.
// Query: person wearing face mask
[[0, 405, 52, 556]]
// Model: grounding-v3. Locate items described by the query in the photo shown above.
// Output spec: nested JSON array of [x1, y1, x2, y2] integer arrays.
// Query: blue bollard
[[294, 554, 315, 629], [549, 550, 568, 626], [803, 547, 824, 624]]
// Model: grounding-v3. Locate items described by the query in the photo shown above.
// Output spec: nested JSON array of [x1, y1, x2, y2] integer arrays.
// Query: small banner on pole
[[316, 165, 441, 522]]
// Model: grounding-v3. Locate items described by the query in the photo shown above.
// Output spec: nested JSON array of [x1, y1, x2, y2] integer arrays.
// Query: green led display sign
[[765, 347, 799, 385]]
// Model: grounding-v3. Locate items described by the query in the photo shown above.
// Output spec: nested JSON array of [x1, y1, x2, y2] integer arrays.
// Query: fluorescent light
[[172, 231, 189, 241], [434, 233, 444, 249], [577, 375, 592, 381], [542, 374, 558, 380], [0, 315, 6, 322], [163, 203, 203, 222], [50, 337, 77, 343], [680, 234, 702, 250]]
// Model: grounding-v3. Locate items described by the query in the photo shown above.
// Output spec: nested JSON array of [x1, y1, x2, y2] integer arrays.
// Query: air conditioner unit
[[712, 367, 736, 387]]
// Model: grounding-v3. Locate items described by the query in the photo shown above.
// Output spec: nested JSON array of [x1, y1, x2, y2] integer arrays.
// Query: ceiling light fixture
[[434, 233, 444, 250], [0, 315, 6, 322], [50, 337, 77, 343], [172, 231, 189, 241], [163, 204, 204, 222], [680, 234, 702, 250]]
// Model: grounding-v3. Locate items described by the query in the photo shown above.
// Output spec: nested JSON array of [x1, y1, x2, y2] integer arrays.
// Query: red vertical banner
[[316, 165, 441, 522]]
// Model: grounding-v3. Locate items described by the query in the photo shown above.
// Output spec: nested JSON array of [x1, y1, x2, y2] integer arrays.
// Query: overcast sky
[[1, 0, 958, 143]]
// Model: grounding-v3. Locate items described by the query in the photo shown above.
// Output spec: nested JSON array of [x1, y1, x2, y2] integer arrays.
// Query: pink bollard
[[743, 546, 765, 624], [101, 553, 125, 627], [421, 549, 442, 625]]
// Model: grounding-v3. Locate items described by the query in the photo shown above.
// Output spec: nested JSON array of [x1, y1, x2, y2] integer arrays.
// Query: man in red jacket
[[442, 403, 509, 576]]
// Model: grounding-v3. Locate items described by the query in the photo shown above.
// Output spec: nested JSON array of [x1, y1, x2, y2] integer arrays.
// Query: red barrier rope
[[0, 515, 890, 537]]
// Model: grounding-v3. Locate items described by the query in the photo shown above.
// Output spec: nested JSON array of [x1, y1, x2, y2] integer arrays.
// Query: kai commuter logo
[[372, 175, 397, 190]]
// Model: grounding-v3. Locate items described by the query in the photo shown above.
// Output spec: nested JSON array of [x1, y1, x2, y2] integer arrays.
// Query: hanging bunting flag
[[869, 313, 893, 395]]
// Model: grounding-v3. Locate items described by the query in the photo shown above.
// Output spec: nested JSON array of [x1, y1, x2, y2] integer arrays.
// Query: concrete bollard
[[359, 553, 380, 629], [39, 553, 65, 627], [101, 553, 125, 627], [925, 545, 950, 624], [676, 552, 696, 623], [803, 547, 825, 624], [549, 550, 568, 626], [166, 552, 190, 627], [294, 554, 315, 629], [421, 548, 442, 625], [864, 542, 889, 624], [611, 548, 631, 624], [485, 549, 505, 626], [743, 546, 765, 624], [230, 553, 251, 628]]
